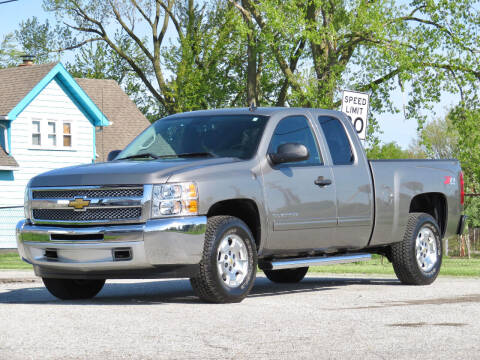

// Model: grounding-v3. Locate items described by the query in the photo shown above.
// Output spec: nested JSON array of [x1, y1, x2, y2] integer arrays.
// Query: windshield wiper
[[150, 152, 217, 159], [117, 152, 160, 160], [174, 152, 217, 158], [117, 152, 216, 161]]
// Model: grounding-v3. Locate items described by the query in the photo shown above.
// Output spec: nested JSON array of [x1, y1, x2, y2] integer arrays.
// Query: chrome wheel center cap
[[217, 234, 249, 288], [415, 226, 438, 272]]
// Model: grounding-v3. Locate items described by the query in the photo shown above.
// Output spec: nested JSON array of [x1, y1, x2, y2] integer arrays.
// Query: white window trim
[[31, 119, 42, 148], [47, 120, 58, 147], [29, 118, 76, 151]]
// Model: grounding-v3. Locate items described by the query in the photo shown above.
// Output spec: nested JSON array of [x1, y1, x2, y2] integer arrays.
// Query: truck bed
[[368, 159, 462, 247]]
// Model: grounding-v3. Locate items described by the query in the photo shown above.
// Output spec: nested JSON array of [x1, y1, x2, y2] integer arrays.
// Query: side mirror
[[268, 143, 309, 165], [107, 150, 122, 161]]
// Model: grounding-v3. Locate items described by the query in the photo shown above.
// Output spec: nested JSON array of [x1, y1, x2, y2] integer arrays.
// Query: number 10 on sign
[[341, 90, 369, 140]]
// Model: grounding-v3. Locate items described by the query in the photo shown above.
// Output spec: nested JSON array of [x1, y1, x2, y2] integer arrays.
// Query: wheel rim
[[216, 234, 249, 288], [415, 226, 438, 272]]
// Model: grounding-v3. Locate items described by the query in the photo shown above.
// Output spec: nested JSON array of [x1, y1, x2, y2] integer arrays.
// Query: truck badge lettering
[[444, 176, 456, 185]]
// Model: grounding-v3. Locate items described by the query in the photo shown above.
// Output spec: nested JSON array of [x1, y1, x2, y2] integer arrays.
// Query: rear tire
[[42, 278, 105, 300], [190, 216, 257, 303], [264, 267, 309, 283], [391, 212, 442, 285]]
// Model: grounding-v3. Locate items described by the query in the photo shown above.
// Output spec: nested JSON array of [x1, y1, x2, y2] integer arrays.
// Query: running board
[[262, 253, 371, 270]]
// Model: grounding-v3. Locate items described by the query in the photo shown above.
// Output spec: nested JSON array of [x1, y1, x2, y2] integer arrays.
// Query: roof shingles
[[0, 147, 18, 167], [0, 63, 57, 117], [75, 78, 151, 162]]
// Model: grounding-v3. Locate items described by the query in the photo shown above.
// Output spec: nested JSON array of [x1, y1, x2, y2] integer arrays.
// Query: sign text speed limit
[[341, 90, 369, 140]]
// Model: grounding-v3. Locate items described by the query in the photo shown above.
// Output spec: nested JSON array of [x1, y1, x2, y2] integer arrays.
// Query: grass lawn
[[308, 255, 480, 277], [1, 251, 479, 276], [0, 252, 33, 270]]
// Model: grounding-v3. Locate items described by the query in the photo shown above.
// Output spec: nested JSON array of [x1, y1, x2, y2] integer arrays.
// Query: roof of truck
[[161, 107, 346, 119]]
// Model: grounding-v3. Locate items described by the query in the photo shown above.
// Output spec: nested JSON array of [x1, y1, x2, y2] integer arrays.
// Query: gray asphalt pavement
[[0, 273, 479, 359]]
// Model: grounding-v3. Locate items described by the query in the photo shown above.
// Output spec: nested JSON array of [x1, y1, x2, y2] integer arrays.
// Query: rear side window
[[317, 116, 354, 165], [268, 116, 322, 166]]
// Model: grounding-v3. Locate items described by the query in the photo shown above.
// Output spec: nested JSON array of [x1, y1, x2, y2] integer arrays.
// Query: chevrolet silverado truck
[[17, 108, 466, 303]]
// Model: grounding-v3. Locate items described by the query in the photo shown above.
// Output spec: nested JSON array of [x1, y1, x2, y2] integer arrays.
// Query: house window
[[63, 122, 72, 147], [32, 120, 41, 146], [47, 121, 57, 146], [30, 119, 74, 149]]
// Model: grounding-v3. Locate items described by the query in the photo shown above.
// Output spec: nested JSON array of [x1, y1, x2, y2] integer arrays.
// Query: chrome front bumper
[[16, 216, 207, 279]]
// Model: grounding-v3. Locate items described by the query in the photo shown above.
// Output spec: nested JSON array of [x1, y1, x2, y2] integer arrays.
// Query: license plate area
[[50, 234, 104, 242]]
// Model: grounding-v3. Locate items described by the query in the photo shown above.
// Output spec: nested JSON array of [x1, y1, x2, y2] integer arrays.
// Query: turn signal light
[[187, 200, 198, 213]]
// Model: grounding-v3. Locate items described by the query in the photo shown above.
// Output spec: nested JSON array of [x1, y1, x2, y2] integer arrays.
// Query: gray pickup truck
[[17, 108, 465, 303]]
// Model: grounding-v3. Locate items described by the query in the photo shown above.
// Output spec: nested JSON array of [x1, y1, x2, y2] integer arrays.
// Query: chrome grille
[[33, 208, 142, 221], [32, 188, 143, 199], [30, 185, 150, 225]]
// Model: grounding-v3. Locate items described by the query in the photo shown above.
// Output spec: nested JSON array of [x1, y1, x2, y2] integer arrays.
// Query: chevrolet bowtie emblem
[[68, 197, 91, 211]]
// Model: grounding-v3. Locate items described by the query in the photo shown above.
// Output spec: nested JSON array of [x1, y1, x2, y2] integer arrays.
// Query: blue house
[[0, 61, 150, 248]]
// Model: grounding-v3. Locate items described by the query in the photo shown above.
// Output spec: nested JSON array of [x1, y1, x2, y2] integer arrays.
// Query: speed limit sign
[[341, 90, 369, 140]]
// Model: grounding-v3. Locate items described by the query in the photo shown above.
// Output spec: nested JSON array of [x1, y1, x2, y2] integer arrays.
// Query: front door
[[261, 115, 337, 254]]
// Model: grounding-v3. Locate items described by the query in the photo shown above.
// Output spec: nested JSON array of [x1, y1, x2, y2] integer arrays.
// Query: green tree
[[0, 33, 21, 68], [42, 0, 247, 117], [410, 116, 459, 159], [366, 141, 413, 159], [230, 0, 480, 143], [449, 106, 480, 229], [19, 0, 480, 142], [66, 36, 159, 121], [15, 17, 70, 63]]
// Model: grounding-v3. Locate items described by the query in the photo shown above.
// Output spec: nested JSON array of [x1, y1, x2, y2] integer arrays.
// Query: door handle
[[314, 176, 332, 187]]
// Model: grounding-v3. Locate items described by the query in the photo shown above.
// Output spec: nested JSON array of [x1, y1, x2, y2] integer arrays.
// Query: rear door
[[315, 114, 373, 249], [261, 114, 337, 253]]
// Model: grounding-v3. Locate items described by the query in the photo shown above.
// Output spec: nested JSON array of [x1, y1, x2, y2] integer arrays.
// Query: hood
[[29, 157, 240, 187]]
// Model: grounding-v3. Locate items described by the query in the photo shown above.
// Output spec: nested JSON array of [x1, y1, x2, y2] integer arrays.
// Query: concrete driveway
[[0, 273, 479, 359]]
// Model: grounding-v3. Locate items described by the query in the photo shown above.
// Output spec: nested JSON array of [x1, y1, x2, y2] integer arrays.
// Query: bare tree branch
[[130, 0, 153, 26], [157, 0, 183, 40], [54, 35, 103, 52], [108, 0, 154, 62], [102, 34, 166, 107]]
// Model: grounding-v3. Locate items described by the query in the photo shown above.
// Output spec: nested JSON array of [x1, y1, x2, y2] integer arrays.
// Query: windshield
[[117, 114, 270, 160]]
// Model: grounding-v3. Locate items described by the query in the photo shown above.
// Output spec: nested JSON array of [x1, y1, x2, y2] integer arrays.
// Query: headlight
[[24, 185, 31, 220], [151, 182, 199, 218]]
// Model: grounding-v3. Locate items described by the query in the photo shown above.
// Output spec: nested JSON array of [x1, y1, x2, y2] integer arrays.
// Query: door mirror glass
[[107, 150, 122, 161], [269, 143, 309, 165]]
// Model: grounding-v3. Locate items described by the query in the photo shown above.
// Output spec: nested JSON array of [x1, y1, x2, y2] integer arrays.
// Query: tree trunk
[[246, 32, 257, 106], [460, 235, 465, 257], [243, 0, 257, 106], [466, 232, 471, 259]]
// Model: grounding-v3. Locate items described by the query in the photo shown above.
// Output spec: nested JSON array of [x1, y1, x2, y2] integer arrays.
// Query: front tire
[[42, 278, 106, 300], [391, 213, 442, 285], [264, 267, 309, 283], [190, 216, 257, 303]]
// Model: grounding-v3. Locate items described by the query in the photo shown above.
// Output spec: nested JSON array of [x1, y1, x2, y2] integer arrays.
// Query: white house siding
[[0, 78, 95, 248]]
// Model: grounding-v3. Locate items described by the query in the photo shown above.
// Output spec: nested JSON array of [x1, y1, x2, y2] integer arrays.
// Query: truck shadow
[[0, 276, 399, 305]]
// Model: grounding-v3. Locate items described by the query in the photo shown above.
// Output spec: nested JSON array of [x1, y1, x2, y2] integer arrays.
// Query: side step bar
[[262, 253, 371, 270]]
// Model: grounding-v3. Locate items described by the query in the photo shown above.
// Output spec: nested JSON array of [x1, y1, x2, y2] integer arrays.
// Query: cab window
[[317, 116, 354, 165], [268, 116, 322, 166]]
